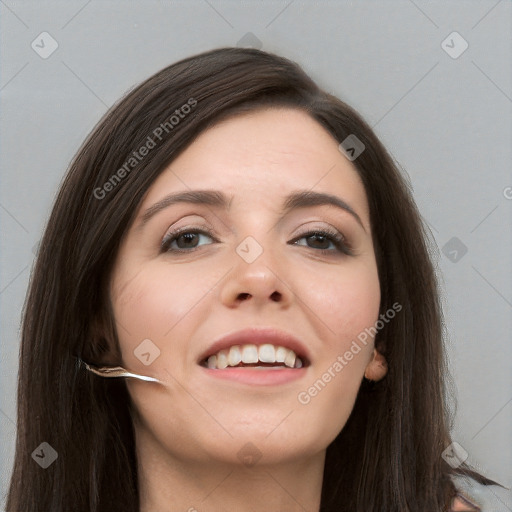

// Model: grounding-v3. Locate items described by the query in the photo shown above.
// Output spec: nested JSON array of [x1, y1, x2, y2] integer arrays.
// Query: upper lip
[[198, 327, 311, 366]]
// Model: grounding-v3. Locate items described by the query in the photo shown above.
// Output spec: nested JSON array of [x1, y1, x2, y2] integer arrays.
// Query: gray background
[[1, 0, 511, 509]]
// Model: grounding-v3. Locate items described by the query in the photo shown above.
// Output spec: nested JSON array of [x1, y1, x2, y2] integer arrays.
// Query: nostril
[[238, 293, 250, 301], [270, 291, 281, 301]]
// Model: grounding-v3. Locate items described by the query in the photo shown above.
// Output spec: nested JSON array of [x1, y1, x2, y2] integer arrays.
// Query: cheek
[[299, 260, 381, 348], [110, 266, 174, 369], [292, 261, 380, 423], [110, 263, 221, 374]]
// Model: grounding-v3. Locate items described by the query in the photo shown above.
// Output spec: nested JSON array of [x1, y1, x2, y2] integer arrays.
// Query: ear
[[364, 349, 388, 382]]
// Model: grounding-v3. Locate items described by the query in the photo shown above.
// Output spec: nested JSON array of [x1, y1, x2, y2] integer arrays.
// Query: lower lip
[[199, 366, 307, 385]]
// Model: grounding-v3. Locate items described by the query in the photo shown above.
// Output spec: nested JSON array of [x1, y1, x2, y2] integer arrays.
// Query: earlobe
[[364, 349, 388, 382]]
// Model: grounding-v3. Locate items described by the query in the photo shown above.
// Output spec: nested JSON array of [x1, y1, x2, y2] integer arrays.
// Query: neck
[[135, 424, 325, 512]]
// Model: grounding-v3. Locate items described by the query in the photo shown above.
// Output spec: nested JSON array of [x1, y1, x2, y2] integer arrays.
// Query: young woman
[[6, 47, 504, 511]]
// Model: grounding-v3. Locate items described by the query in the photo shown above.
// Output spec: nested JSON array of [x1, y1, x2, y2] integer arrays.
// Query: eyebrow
[[137, 189, 366, 232]]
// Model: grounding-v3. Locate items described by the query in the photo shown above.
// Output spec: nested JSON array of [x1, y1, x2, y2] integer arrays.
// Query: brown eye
[[161, 229, 216, 253], [291, 229, 353, 256], [304, 233, 331, 250], [174, 233, 201, 249]]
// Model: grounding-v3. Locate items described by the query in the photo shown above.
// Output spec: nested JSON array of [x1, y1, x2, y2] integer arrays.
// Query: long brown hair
[[6, 47, 499, 512]]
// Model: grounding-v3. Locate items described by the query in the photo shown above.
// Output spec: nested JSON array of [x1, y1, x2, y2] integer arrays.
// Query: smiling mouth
[[200, 343, 308, 370]]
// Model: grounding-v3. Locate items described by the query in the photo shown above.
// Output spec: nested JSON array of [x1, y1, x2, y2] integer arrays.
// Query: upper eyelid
[[162, 221, 346, 239], [162, 224, 217, 240], [161, 225, 350, 249], [160, 227, 354, 258], [161, 226, 214, 244]]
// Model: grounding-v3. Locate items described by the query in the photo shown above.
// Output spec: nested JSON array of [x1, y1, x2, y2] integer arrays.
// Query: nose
[[219, 238, 292, 309]]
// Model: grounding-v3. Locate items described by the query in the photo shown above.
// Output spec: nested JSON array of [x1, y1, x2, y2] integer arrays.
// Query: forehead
[[141, 108, 370, 221]]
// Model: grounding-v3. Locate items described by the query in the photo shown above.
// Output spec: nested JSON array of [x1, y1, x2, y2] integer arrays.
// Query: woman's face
[[109, 108, 381, 467]]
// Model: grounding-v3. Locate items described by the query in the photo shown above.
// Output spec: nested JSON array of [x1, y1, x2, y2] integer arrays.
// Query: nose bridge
[[220, 224, 290, 306], [236, 231, 281, 283], [232, 208, 278, 266]]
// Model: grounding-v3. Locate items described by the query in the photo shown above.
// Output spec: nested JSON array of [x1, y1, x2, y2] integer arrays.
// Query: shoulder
[[450, 474, 511, 511], [450, 493, 480, 511]]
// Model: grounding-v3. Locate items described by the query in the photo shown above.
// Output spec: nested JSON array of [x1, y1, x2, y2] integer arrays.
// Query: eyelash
[[160, 226, 354, 256], [291, 227, 354, 256]]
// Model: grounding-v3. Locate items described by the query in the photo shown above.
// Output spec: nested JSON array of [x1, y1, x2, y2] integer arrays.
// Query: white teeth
[[258, 344, 276, 363], [275, 346, 287, 363], [241, 344, 259, 364], [204, 344, 305, 370], [284, 350, 296, 368], [228, 345, 242, 366], [217, 349, 229, 369]]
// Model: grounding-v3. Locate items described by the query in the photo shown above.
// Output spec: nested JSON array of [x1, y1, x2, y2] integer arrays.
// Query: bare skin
[[108, 108, 387, 511]]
